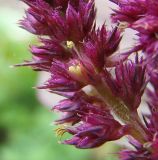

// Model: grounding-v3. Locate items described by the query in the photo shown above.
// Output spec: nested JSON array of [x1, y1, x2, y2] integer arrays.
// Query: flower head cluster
[[18, 0, 158, 159], [111, 0, 158, 64]]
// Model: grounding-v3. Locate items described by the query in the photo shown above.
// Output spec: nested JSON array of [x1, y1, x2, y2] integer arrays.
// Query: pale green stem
[[94, 82, 147, 144]]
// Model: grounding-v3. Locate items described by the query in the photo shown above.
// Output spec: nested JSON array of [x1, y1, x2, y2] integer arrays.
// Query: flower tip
[[9, 64, 24, 68], [58, 141, 62, 144], [9, 65, 15, 69], [32, 86, 37, 89], [52, 121, 56, 125]]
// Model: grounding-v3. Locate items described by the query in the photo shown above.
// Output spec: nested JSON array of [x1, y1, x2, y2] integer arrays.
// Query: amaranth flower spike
[[17, 0, 158, 159]]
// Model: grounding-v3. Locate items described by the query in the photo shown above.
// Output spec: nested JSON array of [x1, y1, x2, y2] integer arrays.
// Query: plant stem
[[94, 81, 147, 144]]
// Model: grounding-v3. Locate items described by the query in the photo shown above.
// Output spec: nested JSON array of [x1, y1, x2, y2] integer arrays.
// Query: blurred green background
[[0, 1, 120, 160]]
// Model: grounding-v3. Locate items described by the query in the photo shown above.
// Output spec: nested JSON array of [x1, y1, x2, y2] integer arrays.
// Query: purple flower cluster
[[19, 0, 158, 159], [111, 0, 158, 65]]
